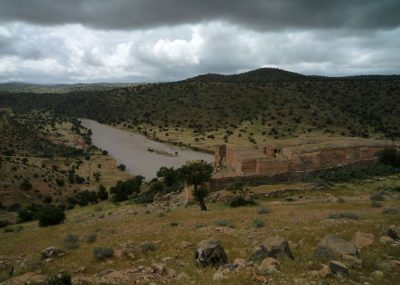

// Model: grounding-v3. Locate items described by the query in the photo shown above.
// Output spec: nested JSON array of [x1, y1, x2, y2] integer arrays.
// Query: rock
[[258, 257, 279, 275], [6, 271, 48, 285], [179, 241, 194, 249], [314, 235, 358, 259], [194, 239, 228, 268], [379, 235, 395, 244], [329, 260, 348, 275], [72, 276, 97, 285], [342, 254, 362, 269], [260, 235, 294, 260], [233, 258, 249, 269], [387, 225, 400, 240], [41, 247, 65, 260], [176, 272, 190, 281], [371, 270, 384, 280], [308, 264, 331, 278], [212, 271, 228, 281], [352, 231, 374, 249]]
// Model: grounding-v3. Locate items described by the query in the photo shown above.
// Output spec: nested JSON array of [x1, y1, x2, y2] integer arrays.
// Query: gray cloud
[[0, 0, 399, 31], [0, 1, 399, 83]]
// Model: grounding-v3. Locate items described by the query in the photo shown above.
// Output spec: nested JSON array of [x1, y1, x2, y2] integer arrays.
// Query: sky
[[0, 0, 399, 83]]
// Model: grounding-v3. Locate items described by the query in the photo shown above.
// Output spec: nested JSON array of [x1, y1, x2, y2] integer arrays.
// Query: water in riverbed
[[80, 119, 214, 180]]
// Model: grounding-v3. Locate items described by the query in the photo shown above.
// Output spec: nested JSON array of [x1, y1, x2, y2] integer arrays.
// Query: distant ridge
[[183, 67, 400, 83]]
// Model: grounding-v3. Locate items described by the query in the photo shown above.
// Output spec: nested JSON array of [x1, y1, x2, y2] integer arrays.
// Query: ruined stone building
[[214, 137, 399, 177]]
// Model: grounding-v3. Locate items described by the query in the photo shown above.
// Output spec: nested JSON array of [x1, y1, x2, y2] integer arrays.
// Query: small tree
[[97, 185, 108, 201], [37, 205, 65, 227], [226, 181, 249, 199], [181, 161, 213, 211]]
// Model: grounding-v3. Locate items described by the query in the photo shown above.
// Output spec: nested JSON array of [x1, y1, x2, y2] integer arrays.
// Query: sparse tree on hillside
[[181, 161, 213, 211]]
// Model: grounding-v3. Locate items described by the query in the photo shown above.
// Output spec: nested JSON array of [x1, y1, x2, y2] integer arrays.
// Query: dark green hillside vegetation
[[0, 68, 399, 140]]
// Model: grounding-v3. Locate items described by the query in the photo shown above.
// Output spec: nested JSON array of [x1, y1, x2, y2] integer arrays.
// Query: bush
[[37, 205, 65, 227], [117, 164, 126, 171], [85, 233, 97, 243], [47, 273, 72, 285], [20, 179, 32, 190], [111, 176, 144, 202], [0, 220, 11, 228], [256, 206, 270, 214], [170, 221, 179, 227], [213, 220, 235, 228], [382, 208, 399, 215], [370, 193, 385, 201], [371, 201, 382, 208], [253, 218, 265, 228], [141, 242, 156, 252], [97, 185, 108, 201], [229, 196, 256, 207], [93, 247, 114, 260], [378, 148, 400, 168], [327, 212, 360, 220], [64, 234, 80, 249]]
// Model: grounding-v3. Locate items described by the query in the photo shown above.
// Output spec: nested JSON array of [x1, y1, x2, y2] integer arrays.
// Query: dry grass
[[0, 174, 399, 284]]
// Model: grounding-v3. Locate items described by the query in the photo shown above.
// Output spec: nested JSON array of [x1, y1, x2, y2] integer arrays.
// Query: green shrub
[[382, 208, 399, 215], [93, 247, 114, 260], [253, 218, 265, 228], [256, 206, 270, 214], [378, 148, 400, 168], [170, 221, 179, 227], [141, 242, 156, 252], [327, 212, 360, 220], [37, 205, 65, 227], [229, 196, 256, 207], [371, 201, 382, 208], [0, 220, 11, 228], [64, 234, 80, 249], [370, 193, 385, 201], [85, 233, 97, 243], [213, 220, 235, 228]]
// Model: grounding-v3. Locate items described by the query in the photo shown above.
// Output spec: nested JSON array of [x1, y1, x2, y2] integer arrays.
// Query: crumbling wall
[[256, 159, 289, 176]]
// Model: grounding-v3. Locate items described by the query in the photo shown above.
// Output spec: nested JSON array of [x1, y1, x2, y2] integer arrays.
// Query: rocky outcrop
[[195, 239, 228, 268], [387, 225, 400, 240], [352, 231, 375, 249], [314, 235, 358, 259], [258, 235, 294, 260], [40, 247, 66, 260]]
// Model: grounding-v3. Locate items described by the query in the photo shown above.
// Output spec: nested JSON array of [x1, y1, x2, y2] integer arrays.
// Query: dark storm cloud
[[0, 0, 399, 31]]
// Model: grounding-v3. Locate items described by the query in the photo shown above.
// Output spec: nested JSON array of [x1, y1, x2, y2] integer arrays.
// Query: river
[[80, 119, 214, 180]]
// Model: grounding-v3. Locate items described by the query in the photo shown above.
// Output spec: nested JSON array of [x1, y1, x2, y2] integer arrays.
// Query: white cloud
[[0, 22, 399, 83]]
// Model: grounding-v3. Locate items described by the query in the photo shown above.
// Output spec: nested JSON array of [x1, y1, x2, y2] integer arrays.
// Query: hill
[[0, 68, 399, 152]]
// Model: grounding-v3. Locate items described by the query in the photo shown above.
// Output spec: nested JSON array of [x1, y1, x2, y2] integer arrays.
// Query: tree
[[97, 185, 108, 201], [37, 205, 65, 227], [110, 176, 144, 202], [378, 148, 400, 168], [226, 181, 248, 199], [93, 171, 101, 182], [20, 179, 32, 191], [181, 161, 213, 211]]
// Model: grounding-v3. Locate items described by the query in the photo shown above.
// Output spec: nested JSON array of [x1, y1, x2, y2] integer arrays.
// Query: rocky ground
[[0, 174, 399, 285]]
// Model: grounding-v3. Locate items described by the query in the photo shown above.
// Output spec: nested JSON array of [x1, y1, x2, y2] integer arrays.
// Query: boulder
[[260, 235, 294, 260], [352, 231, 374, 249], [387, 225, 400, 240], [41, 247, 66, 260], [371, 270, 384, 280], [379, 235, 395, 244], [194, 239, 228, 268], [258, 257, 279, 275], [314, 235, 358, 259], [308, 264, 331, 278], [179, 241, 194, 249], [329, 260, 348, 275], [6, 271, 48, 285]]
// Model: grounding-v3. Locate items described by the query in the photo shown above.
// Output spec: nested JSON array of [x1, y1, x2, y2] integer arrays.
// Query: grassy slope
[[1, 174, 399, 284]]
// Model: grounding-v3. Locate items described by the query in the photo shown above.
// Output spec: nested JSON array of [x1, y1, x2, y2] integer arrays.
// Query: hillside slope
[[0, 68, 399, 148]]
